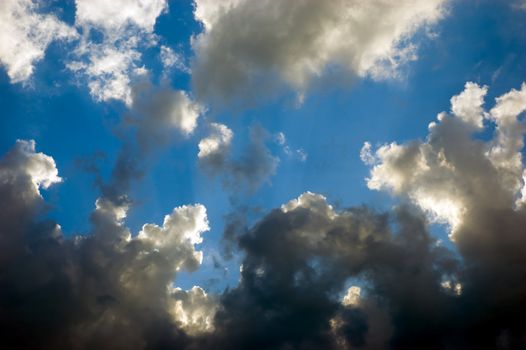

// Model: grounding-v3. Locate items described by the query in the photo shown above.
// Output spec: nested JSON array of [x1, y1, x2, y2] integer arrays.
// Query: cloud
[[0, 139, 61, 194], [0, 139, 213, 348], [197, 81, 526, 349], [202, 177, 526, 348], [198, 124, 279, 191], [450, 81, 488, 129], [202, 192, 458, 349], [160, 45, 189, 74], [75, 0, 166, 32], [68, 0, 168, 105], [192, 0, 447, 103], [3, 85, 526, 348], [130, 86, 203, 147], [0, 0, 77, 84], [170, 286, 218, 335], [362, 82, 526, 234], [198, 122, 234, 166]]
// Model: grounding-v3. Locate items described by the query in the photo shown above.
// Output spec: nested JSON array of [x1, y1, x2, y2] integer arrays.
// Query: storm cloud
[[3, 79, 526, 350], [0, 140, 211, 349], [1, 1, 526, 348]]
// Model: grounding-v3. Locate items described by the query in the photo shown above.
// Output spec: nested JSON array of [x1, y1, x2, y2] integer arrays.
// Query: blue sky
[[1, 1, 526, 347]]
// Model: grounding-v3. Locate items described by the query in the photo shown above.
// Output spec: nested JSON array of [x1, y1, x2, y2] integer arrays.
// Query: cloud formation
[[3, 77, 526, 349], [198, 124, 279, 191], [201, 193, 457, 349], [130, 85, 203, 147], [0, 140, 212, 349], [69, 0, 168, 105], [362, 82, 526, 234], [192, 0, 446, 103], [199, 81, 526, 349], [0, 0, 77, 83]]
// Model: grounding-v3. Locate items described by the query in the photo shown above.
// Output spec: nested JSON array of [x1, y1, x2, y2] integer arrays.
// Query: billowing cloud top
[[0, 139, 61, 196], [363, 82, 526, 234]]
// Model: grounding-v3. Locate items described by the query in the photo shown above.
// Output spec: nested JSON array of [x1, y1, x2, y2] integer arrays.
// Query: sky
[[0, 0, 526, 349]]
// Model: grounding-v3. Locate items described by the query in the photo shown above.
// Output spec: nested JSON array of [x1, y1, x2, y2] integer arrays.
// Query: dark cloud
[[199, 194, 460, 350], [2, 82, 526, 349], [1, 141, 526, 349], [0, 140, 210, 349]]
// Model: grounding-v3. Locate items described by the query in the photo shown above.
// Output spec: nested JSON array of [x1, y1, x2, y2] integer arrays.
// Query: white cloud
[[0, 140, 61, 196], [360, 142, 376, 166], [68, 44, 145, 105], [198, 123, 233, 159], [160, 45, 188, 73], [164, 90, 203, 135], [192, 0, 447, 102], [170, 286, 218, 335], [450, 82, 488, 129], [342, 286, 361, 306], [363, 82, 526, 235], [281, 192, 335, 220], [138, 204, 209, 271], [0, 0, 77, 83], [69, 0, 168, 105], [75, 0, 167, 33], [132, 88, 203, 140]]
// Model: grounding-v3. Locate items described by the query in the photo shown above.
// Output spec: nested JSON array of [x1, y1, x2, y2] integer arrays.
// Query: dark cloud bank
[[3, 0, 526, 348], [2, 84, 526, 349]]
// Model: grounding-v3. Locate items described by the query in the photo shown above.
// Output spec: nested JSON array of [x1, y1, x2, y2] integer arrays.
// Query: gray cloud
[[198, 124, 279, 192], [191, 0, 447, 105], [0, 140, 211, 349], [200, 193, 460, 349], [3, 81, 526, 349], [129, 84, 203, 150]]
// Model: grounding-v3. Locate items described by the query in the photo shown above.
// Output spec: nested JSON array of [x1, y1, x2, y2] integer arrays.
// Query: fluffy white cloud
[[192, 0, 446, 102], [68, 45, 145, 105], [342, 286, 361, 306], [0, 0, 77, 83], [198, 123, 233, 159], [281, 191, 335, 218], [363, 82, 526, 235], [170, 286, 218, 334], [450, 82, 488, 128], [138, 204, 209, 271], [0, 140, 61, 196], [69, 0, 168, 105], [75, 0, 167, 33]]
